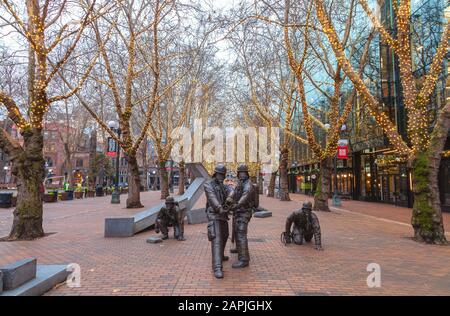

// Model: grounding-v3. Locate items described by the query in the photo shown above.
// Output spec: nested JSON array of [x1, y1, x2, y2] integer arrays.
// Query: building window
[[76, 159, 84, 168], [45, 156, 53, 167], [46, 143, 56, 152]]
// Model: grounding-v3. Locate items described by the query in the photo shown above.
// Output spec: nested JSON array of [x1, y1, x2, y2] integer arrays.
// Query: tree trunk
[[411, 94, 449, 244], [61, 142, 74, 185], [159, 160, 169, 199], [314, 157, 332, 212], [8, 128, 45, 240], [141, 140, 149, 191], [267, 171, 277, 197], [257, 168, 263, 194], [411, 152, 447, 244], [279, 147, 290, 201], [178, 160, 185, 195], [126, 154, 143, 208]]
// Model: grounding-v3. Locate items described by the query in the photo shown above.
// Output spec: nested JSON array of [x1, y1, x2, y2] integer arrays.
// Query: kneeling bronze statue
[[283, 201, 323, 250], [155, 196, 185, 241]]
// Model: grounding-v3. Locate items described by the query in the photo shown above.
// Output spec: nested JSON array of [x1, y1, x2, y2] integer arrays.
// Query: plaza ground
[[0, 191, 449, 296]]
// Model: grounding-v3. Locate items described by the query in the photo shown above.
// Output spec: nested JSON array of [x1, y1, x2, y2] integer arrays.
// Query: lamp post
[[108, 120, 121, 204], [169, 158, 174, 193], [324, 122, 331, 188], [332, 124, 347, 206], [3, 165, 9, 184], [291, 161, 298, 193]]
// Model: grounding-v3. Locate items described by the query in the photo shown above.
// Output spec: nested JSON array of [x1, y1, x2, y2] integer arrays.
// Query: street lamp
[[332, 124, 347, 206], [291, 161, 298, 193], [169, 158, 174, 193], [108, 120, 121, 204], [3, 165, 9, 184]]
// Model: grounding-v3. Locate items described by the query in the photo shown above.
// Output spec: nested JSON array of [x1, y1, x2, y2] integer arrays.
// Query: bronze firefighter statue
[[155, 196, 186, 241], [229, 164, 255, 268], [282, 201, 323, 250], [204, 164, 234, 279]]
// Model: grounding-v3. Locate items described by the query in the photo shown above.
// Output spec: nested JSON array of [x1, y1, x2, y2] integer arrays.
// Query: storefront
[[331, 168, 354, 199], [439, 134, 450, 212], [288, 167, 300, 193], [352, 149, 412, 207], [329, 156, 354, 199], [289, 164, 319, 195]]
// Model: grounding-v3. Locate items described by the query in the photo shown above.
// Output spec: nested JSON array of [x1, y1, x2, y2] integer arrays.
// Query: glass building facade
[[289, 0, 449, 210]]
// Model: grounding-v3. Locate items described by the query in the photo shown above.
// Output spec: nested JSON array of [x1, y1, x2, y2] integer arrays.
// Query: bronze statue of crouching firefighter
[[282, 201, 323, 250], [155, 196, 186, 241]]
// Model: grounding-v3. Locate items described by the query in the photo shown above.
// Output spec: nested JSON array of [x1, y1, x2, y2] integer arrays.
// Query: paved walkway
[[326, 197, 450, 232], [0, 191, 449, 296]]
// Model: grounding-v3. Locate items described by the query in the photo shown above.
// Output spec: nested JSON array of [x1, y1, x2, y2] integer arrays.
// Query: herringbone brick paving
[[0, 191, 449, 295]]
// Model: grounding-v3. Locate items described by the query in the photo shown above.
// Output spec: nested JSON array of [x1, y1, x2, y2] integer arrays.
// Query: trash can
[[95, 185, 104, 197], [0, 192, 13, 208], [65, 190, 74, 200]]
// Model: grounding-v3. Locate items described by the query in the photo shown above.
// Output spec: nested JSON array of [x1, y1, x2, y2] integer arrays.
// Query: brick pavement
[[0, 191, 449, 296], [325, 197, 450, 232]]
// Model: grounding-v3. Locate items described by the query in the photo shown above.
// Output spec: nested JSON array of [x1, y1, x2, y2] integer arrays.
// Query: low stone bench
[[105, 163, 209, 237], [0, 258, 70, 296], [1, 264, 69, 296], [0, 258, 37, 291], [186, 208, 208, 225]]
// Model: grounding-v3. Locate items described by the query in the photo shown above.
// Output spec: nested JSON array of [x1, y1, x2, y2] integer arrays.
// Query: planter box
[[43, 194, 57, 203], [74, 191, 84, 199], [87, 191, 95, 198], [59, 192, 68, 201]]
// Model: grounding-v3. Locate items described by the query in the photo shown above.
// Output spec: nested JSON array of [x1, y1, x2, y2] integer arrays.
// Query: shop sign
[[337, 145, 348, 159], [300, 182, 312, 190]]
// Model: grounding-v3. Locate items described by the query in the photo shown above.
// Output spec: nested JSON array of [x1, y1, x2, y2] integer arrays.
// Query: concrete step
[[0, 258, 36, 291], [0, 265, 69, 296]]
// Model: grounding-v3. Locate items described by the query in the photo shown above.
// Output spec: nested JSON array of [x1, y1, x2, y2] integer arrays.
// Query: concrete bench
[[105, 163, 210, 237], [1, 265, 69, 296], [0, 258, 37, 291], [0, 258, 69, 296], [186, 208, 208, 225]]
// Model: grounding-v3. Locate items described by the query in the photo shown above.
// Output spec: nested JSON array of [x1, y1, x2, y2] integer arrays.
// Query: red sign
[[337, 145, 348, 159], [107, 137, 117, 157]]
